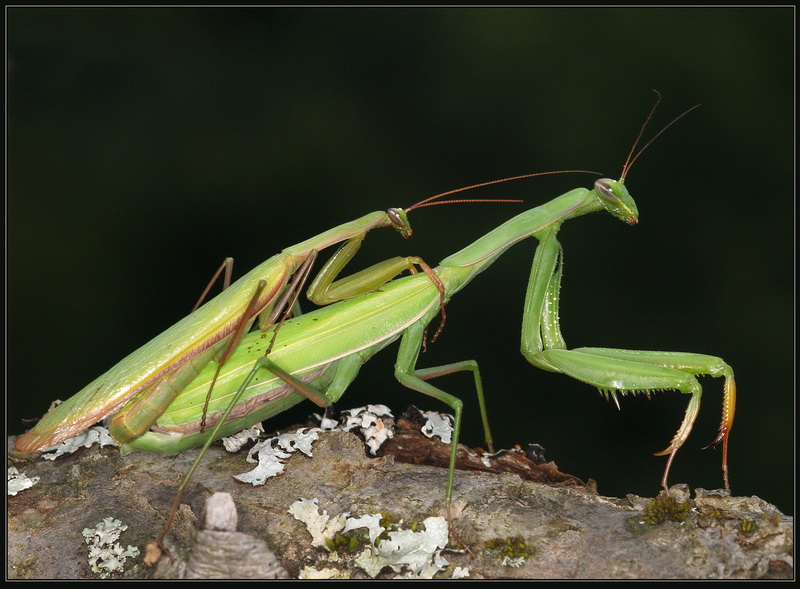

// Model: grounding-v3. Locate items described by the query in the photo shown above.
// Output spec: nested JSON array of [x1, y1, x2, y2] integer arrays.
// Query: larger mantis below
[[126, 167, 735, 527], [17, 100, 737, 558]]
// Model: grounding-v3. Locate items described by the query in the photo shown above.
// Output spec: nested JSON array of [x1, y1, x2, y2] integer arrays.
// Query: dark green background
[[8, 8, 792, 515]]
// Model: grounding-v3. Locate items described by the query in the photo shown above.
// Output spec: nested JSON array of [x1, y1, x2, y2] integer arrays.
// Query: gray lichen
[[8, 430, 794, 579]]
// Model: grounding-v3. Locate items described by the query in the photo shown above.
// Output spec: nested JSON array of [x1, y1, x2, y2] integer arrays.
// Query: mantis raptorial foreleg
[[520, 225, 736, 490]]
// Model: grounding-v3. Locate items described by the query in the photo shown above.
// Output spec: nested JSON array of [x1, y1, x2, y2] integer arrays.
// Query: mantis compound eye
[[595, 178, 618, 200]]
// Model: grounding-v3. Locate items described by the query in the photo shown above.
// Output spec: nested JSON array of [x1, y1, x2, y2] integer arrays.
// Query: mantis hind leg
[[392, 320, 497, 555], [413, 360, 493, 453], [536, 347, 735, 491], [393, 320, 493, 502]]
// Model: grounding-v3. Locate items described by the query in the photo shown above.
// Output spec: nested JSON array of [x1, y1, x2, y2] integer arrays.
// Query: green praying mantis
[[143, 172, 733, 484], [116, 102, 734, 512], [14, 179, 531, 454], [15, 99, 736, 556]]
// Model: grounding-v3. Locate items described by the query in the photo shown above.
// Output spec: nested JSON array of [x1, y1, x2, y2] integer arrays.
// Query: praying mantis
[[15, 99, 736, 559], [112, 104, 735, 535], [14, 180, 531, 454]]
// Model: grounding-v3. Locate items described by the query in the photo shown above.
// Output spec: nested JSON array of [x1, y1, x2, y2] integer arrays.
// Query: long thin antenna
[[406, 170, 600, 212], [621, 91, 700, 180]]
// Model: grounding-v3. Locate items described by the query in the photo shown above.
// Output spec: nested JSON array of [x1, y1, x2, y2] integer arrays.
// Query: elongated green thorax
[[438, 180, 635, 296]]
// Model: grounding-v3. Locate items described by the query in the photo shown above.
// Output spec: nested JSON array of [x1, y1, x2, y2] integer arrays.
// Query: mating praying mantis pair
[[15, 98, 735, 552]]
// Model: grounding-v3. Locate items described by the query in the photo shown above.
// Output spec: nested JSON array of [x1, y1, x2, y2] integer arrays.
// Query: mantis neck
[[437, 186, 602, 295]]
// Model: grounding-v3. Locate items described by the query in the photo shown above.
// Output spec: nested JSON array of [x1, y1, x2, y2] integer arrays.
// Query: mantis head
[[594, 178, 639, 225], [386, 207, 413, 239], [597, 94, 699, 229]]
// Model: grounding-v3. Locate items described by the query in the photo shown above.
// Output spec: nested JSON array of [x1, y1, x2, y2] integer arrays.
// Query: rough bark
[[7, 426, 793, 580]]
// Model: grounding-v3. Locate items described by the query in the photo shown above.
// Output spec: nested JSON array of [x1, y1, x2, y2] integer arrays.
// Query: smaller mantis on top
[[15, 171, 562, 454]]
